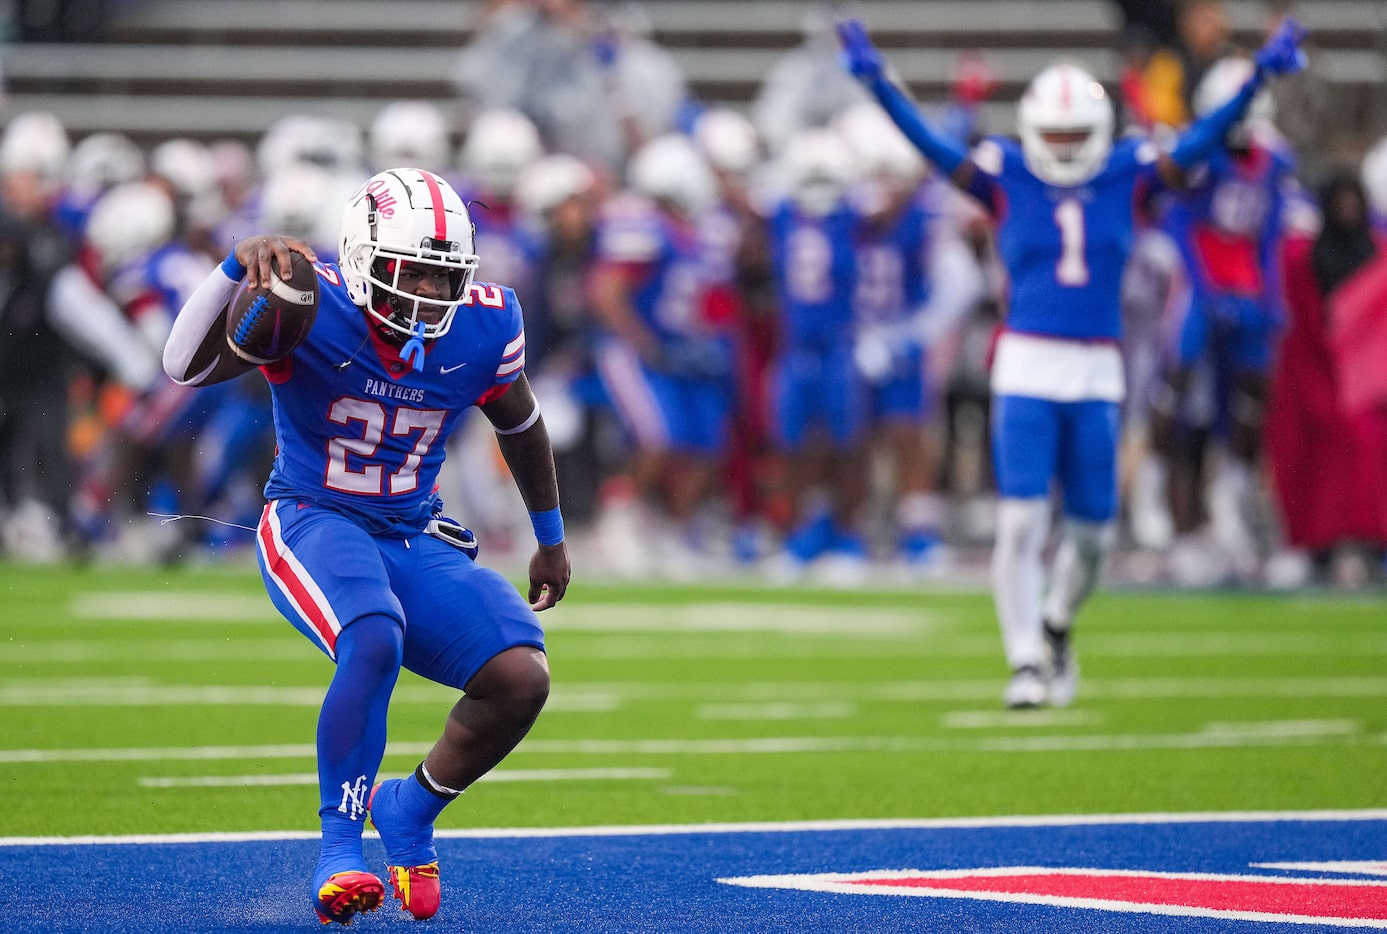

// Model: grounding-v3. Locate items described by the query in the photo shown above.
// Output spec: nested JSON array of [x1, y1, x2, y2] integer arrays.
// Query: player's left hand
[[528, 541, 570, 611], [836, 18, 884, 81], [1255, 16, 1308, 76]]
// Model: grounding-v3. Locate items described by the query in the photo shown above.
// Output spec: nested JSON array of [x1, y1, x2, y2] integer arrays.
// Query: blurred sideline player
[[163, 167, 569, 924], [839, 17, 1308, 706], [1133, 57, 1302, 583], [764, 126, 869, 584], [589, 133, 734, 575], [839, 102, 983, 567]]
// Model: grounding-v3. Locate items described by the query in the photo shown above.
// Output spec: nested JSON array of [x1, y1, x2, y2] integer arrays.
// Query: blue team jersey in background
[[768, 201, 858, 348], [262, 263, 525, 536], [979, 136, 1159, 342]]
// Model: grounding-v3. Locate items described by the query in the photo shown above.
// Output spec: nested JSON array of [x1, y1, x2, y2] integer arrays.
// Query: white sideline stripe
[[0, 721, 1371, 764], [137, 768, 670, 788], [3, 809, 1387, 848], [1253, 861, 1387, 877], [0, 682, 618, 711], [2, 676, 1384, 707]]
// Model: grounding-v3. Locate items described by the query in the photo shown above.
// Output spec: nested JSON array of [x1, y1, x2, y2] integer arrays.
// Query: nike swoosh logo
[[440, 363, 468, 374]]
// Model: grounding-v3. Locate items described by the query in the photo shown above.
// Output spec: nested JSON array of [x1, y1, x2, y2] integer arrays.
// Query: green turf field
[[3, 561, 1384, 839]]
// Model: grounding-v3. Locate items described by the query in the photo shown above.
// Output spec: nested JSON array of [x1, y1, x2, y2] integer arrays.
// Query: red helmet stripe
[[419, 170, 448, 240]]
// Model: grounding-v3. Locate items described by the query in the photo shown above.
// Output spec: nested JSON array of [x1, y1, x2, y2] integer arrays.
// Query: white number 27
[[1053, 198, 1090, 286]]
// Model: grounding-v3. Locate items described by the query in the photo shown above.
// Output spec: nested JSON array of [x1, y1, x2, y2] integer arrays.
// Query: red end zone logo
[[719, 864, 1387, 927]]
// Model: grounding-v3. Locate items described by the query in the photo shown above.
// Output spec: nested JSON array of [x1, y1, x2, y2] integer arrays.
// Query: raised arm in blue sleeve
[[1170, 16, 1307, 169]]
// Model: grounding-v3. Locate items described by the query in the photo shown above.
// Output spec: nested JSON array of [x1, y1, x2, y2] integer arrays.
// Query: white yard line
[[3, 809, 1387, 848], [137, 767, 671, 788], [3, 675, 1384, 707], [0, 720, 1371, 765]]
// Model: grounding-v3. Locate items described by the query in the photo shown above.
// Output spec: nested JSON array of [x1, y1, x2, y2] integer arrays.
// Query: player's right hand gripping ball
[[226, 252, 320, 365]]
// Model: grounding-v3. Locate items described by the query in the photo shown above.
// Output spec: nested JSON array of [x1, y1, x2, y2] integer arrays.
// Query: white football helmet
[[835, 101, 926, 186], [1362, 134, 1387, 222], [0, 112, 70, 185], [514, 153, 596, 223], [370, 100, 450, 173], [85, 181, 176, 274], [339, 168, 480, 341], [780, 127, 856, 216], [458, 108, 542, 199], [262, 163, 339, 248], [68, 132, 145, 200], [1194, 56, 1273, 148], [1017, 63, 1114, 187], [628, 133, 717, 216], [693, 107, 760, 176]]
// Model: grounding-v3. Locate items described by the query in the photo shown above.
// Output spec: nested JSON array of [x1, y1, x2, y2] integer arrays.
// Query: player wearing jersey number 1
[[163, 167, 570, 924], [838, 17, 1306, 707]]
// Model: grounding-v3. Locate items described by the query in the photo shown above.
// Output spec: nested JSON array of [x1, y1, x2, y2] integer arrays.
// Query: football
[[225, 251, 319, 365]]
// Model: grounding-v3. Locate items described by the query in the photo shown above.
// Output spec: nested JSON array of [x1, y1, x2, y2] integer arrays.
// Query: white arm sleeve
[[46, 264, 161, 390], [916, 233, 985, 346], [162, 264, 241, 384]]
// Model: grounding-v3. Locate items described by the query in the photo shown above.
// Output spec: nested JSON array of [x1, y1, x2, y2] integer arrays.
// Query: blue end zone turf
[[2, 813, 1384, 931]]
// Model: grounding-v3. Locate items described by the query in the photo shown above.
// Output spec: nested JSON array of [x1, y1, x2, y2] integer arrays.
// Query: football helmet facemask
[[339, 168, 480, 341], [1017, 63, 1114, 187]]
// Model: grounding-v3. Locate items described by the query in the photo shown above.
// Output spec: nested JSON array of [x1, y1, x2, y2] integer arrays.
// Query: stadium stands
[[2, 0, 1382, 152]]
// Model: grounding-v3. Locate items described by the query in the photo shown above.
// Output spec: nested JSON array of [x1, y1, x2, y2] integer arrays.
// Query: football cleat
[[314, 870, 384, 926], [1044, 624, 1079, 708], [369, 780, 441, 920], [385, 862, 441, 921], [1002, 665, 1048, 709]]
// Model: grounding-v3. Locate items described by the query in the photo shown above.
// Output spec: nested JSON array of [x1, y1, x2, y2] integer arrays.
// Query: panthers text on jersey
[[259, 263, 526, 535]]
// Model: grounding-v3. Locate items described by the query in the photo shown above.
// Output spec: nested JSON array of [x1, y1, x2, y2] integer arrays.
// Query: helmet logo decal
[[364, 179, 398, 218]]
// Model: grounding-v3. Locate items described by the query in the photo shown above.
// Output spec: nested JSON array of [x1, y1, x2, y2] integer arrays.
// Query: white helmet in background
[[1194, 56, 1274, 148], [628, 133, 717, 216], [835, 101, 926, 186], [1361, 134, 1387, 220], [67, 132, 146, 200], [150, 138, 217, 199], [514, 153, 596, 224], [370, 100, 450, 173], [693, 107, 760, 176], [85, 181, 176, 273], [459, 108, 542, 199], [259, 114, 365, 177], [338, 168, 479, 341], [1017, 63, 1114, 186], [780, 127, 856, 216], [0, 112, 70, 185], [262, 162, 339, 248]]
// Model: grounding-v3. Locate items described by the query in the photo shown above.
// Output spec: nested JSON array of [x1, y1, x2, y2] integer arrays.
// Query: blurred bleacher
[[3, 0, 1384, 153]]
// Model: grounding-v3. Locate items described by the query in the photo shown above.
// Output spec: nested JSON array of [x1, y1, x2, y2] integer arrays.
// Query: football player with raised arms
[[837, 17, 1306, 707], [163, 167, 570, 924]]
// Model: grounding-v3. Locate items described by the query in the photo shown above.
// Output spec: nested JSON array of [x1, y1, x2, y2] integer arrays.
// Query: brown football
[[225, 251, 320, 365]]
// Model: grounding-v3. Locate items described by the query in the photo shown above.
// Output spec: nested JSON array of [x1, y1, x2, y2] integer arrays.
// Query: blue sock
[[316, 615, 403, 863], [396, 767, 456, 827]]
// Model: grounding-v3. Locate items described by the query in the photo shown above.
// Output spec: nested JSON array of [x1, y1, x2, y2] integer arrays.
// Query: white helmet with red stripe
[[339, 167, 480, 341], [1017, 62, 1114, 187]]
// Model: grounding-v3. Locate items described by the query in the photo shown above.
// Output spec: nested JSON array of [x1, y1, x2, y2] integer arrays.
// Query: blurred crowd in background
[[2, 0, 1387, 591]]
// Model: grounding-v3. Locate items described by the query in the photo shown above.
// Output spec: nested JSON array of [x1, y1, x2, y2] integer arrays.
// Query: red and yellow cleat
[[385, 861, 441, 921], [314, 870, 385, 926]]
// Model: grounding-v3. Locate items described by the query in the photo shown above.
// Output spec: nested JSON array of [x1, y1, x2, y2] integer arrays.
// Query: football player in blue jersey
[[840, 102, 984, 567], [765, 126, 871, 582], [838, 16, 1306, 707], [163, 167, 570, 925], [1136, 57, 1303, 582], [590, 133, 735, 574]]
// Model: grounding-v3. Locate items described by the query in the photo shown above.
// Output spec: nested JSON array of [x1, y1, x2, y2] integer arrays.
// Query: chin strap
[[401, 320, 427, 372]]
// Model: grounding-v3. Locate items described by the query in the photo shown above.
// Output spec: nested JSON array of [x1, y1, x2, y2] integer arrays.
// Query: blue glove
[[1255, 16, 1308, 76], [836, 18, 884, 81]]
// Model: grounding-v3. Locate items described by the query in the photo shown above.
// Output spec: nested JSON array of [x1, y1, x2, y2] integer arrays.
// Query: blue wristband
[[529, 507, 564, 547], [220, 250, 247, 280]]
